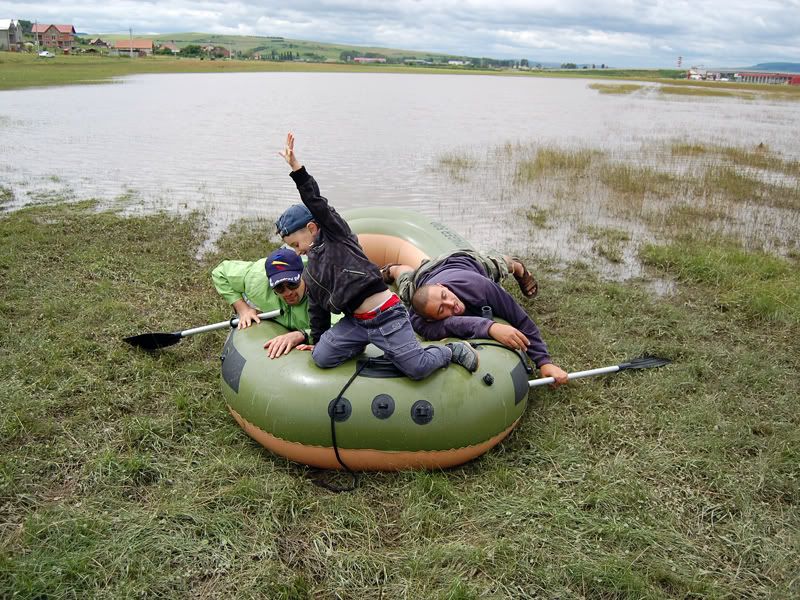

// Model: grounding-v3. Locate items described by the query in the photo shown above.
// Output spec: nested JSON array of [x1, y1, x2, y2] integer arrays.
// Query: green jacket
[[212, 258, 311, 336]]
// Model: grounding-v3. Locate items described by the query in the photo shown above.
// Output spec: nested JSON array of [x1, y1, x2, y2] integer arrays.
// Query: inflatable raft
[[219, 208, 531, 471]]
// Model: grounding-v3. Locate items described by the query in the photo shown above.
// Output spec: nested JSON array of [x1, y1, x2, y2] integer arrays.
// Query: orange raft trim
[[228, 406, 522, 471]]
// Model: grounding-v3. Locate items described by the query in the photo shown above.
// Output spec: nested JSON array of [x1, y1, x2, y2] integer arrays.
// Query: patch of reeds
[[515, 148, 599, 183], [672, 142, 800, 176], [0, 185, 13, 206], [598, 163, 678, 204], [581, 225, 631, 263], [588, 83, 644, 95], [438, 152, 476, 181], [659, 85, 754, 99]]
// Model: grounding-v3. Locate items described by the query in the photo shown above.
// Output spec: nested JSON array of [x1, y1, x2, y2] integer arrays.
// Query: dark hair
[[411, 284, 434, 317]]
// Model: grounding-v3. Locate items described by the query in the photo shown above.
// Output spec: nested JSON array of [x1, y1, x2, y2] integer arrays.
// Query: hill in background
[[98, 31, 491, 64], [748, 62, 800, 73]]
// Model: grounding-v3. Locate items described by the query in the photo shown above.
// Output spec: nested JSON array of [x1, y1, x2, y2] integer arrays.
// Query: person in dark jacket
[[383, 252, 569, 387], [274, 132, 479, 379]]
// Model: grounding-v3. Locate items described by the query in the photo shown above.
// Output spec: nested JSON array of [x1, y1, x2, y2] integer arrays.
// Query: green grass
[[640, 237, 800, 323], [588, 83, 644, 94], [581, 226, 631, 263], [659, 84, 753, 99], [1, 192, 798, 597], [672, 142, 800, 177], [0, 52, 508, 91], [515, 148, 599, 182]]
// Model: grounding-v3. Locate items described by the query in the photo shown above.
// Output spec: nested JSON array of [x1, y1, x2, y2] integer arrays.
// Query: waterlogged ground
[[440, 140, 800, 284]]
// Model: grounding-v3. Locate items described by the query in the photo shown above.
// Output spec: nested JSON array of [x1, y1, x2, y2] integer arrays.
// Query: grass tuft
[[588, 83, 644, 94]]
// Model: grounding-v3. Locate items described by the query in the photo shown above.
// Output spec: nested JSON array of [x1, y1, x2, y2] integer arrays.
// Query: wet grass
[[1, 187, 799, 597], [641, 236, 800, 324], [581, 226, 631, 263], [672, 142, 800, 177], [438, 152, 477, 182], [515, 148, 599, 183], [588, 83, 644, 94], [658, 85, 754, 99]]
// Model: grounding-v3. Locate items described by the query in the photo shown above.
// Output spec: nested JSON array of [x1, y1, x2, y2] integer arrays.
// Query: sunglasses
[[273, 280, 301, 294]]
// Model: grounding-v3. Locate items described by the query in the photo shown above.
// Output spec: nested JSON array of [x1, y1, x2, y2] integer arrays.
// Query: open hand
[[263, 331, 305, 359], [236, 306, 261, 329], [279, 132, 301, 171]]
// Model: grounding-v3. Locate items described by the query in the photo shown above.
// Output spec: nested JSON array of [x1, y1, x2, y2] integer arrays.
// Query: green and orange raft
[[220, 208, 531, 471]]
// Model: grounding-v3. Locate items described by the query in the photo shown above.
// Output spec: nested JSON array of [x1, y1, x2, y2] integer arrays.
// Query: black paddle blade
[[123, 332, 182, 351], [618, 355, 672, 371]]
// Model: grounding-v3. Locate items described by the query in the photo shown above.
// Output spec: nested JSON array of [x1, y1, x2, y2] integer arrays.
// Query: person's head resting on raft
[[276, 204, 318, 255], [412, 284, 466, 321], [265, 247, 307, 306]]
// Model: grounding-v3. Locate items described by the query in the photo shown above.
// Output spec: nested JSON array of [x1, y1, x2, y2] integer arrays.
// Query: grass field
[[1, 137, 799, 597], [0, 51, 709, 92]]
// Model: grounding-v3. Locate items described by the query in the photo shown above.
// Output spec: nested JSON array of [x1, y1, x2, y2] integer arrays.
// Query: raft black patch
[[372, 394, 395, 419], [220, 334, 247, 393], [511, 361, 528, 405], [411, 400, 434, 425], [328, 397, 352, 422]]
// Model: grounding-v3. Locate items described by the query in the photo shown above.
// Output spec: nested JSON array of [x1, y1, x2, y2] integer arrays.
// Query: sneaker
[[445, 342, 479, 373]]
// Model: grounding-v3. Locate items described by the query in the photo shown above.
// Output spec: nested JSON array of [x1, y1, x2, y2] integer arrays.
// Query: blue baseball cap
[[265, 248, 304, 288], [276, 204, 313, 237]]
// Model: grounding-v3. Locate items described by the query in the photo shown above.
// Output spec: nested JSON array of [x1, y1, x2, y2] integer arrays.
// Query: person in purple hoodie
[[383, 251, 569, 387]]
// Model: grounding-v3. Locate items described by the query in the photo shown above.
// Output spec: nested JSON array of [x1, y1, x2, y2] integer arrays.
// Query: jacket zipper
[[305, 269, 341, 312]]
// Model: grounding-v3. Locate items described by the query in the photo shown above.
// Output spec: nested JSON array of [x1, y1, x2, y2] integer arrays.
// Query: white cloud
[[1, 0, 798, 66]]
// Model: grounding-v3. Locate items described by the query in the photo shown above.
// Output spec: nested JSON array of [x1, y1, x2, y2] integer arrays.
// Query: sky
[[2, 0, 799, 68]]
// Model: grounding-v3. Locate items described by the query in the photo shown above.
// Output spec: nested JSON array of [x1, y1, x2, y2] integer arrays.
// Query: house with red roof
[[114, 39, 153, 56], [32, 24, 76, 49]]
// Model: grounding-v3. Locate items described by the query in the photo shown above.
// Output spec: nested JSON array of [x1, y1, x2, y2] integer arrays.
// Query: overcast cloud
[[2, 0, 798, 67]]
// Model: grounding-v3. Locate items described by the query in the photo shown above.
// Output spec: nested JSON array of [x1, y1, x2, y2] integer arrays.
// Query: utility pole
[[129, 27, 133, 58]]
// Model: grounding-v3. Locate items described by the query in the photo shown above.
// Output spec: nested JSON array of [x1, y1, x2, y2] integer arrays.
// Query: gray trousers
[[311, 303, 452, 380], [396, 249, 511, 306]]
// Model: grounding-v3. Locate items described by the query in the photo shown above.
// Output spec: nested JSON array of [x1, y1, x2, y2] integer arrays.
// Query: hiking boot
[[445, 342, 479, 373]]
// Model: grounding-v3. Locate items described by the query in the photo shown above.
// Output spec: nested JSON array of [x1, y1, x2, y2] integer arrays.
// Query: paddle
[[123, 309, 282, 351], [528, 355, 671, 388]]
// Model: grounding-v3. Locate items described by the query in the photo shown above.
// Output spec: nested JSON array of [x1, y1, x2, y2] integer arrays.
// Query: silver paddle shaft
[[529, 365, 620, 388], [180, 309, 282, 338]]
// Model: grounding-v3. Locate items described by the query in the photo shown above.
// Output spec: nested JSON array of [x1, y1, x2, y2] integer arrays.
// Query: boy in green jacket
[[212, 248, 313, 358]]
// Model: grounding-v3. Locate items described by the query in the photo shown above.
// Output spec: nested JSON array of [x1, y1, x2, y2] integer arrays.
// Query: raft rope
[[311, 359, 370, 493]]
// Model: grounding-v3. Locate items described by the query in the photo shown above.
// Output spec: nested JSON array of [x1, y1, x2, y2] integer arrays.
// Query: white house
[[0, 19, 23, 51]]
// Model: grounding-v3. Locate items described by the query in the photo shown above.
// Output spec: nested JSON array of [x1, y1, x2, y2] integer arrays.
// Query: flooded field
[[1, 72, 799, 278]]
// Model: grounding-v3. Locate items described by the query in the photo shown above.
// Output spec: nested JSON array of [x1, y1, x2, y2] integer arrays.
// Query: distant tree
[[180, 44, 203, 57], [521, 58, 529, 67], [18, 19, 32, 35], [561, 62, 577, 69], [154, 46, 174, 56], [592, 63, 596, 69], [340, 50, 357, 62]]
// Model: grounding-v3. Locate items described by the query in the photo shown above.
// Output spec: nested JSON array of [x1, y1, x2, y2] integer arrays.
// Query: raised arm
[[280, 133, 352, 240]]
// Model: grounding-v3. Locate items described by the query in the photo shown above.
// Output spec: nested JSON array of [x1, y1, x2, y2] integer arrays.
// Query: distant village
[[0, 18, 545, 68], [1, 18, 799, 83]]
